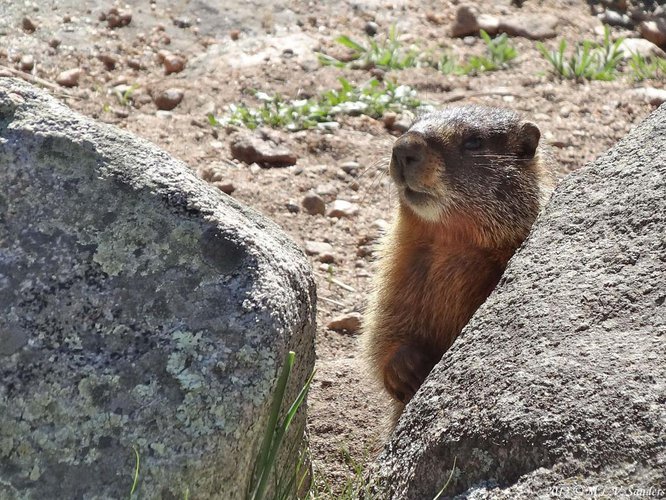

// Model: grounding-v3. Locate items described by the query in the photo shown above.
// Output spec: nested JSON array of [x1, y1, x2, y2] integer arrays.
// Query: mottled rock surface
[[0, 78, 316, 499], [370, 105, 666, 498]]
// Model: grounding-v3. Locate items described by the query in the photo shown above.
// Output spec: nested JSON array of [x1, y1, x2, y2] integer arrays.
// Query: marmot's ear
[[519, 121, 540, 159]]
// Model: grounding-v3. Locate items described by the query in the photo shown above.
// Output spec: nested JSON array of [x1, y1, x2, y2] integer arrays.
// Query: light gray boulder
[[371, 105, 666, 498], [0, 78, 315, 499]]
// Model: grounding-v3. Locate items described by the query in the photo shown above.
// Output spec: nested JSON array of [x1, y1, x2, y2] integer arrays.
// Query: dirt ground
[[1, 0, 664, 497]]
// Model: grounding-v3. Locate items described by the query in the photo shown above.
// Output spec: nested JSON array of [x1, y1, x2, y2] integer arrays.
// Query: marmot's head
[[389, 105, 551, 245]]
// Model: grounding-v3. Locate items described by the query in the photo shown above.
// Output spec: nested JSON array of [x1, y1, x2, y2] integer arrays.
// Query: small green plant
[[434, 53, 458, 74], [627, 53, 666, 81], [114, 84, 138, 107], [247, 351, 315, 500], [320, 28, 518, 76], [318, 26, 421, 70], [435, 31, 517, 76], [212, 78, 424, 131], [537, 26, 624, 81], [461, 31, 517, 74]]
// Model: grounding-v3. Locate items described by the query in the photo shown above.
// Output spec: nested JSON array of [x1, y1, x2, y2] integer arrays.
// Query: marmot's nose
[[391, 133, 426, 184]]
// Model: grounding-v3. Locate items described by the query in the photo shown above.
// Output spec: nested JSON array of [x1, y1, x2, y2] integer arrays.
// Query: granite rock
[[0, 78, 316, 499]]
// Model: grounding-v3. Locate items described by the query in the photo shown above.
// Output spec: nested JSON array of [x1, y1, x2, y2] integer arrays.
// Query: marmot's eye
[[463, 136, 482, 151]]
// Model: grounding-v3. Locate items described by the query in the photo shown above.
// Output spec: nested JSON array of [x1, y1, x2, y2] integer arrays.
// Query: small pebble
[[450, 5, 480, 37], [305, 240, 336, 262], [639, 20, 666, 48], [383, 112, 397, 129], [340, 161, 360, 176], [317, 252, 336, 264], [327, 312, 363, 333], [98, 53, 117, 70], [598, 9, 631, 28], [172, 17, 192, 28], [214, 182, 236, 194], [364, 21, 379, 36], [392, 117, 411, 133], [618, 38, 665, 60], [315, 183, 337, 199], [163, 53, 186, 75], [22, 17, 37, 33], [631, 87, 666, 107], [327, 200, 359, 218], [56, 68, 82, 87], [230, 134, 297, 167], [304, 241, 334, 256], [302, 192, 326, 216], [127, 58, 144, 70], [19, 55, 34, 71], [153, 88, 184, 110], [106, 7, 132, 28], [286, 201, 300, 213]]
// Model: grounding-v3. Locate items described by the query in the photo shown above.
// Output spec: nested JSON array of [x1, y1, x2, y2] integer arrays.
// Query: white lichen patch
[[150, 442, 167, 456], [132, 382, 158, 400], [172, 330, 203, 350], [471, 448, 495, 473], [0, 437, 14, 458], [93, 215, 169, 276], [29, 463, 41, 481]]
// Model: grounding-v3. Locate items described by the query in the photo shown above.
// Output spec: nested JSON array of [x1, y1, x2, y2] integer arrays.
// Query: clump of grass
[[318, 26, 421, 70], [537, 25, 624, 81], [319, 28, 518, 76], [434, 53, 458, 74], [461, 31, 518, 74], [435, 30, 517, 76], [627, 53, 666, 81], [211, 78, 424, 131], [247, 351, 315, 500]]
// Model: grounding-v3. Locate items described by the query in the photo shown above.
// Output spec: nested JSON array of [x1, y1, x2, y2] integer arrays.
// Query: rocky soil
[[1, 0, 664, 496]]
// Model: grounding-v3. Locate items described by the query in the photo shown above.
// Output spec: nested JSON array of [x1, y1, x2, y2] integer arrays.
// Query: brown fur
[[362, 105, 554, 426]]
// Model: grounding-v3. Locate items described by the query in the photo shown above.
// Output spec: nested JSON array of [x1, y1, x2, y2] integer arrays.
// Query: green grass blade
[[432, 457, 457, 500], [249, 351, 295, 500], [335, 35, 366, 53], [281, 369, 316, 431], [207, 113, 219, 127], [129, 445, 140, 499], [317, 53, 345, 67]]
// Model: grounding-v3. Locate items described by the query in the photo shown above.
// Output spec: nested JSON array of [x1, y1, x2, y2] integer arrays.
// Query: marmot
[[362, 105, 554, 424]]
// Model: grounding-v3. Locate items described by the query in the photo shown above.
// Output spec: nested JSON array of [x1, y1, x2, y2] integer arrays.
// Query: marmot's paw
[[383, 344, 438, 404]]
